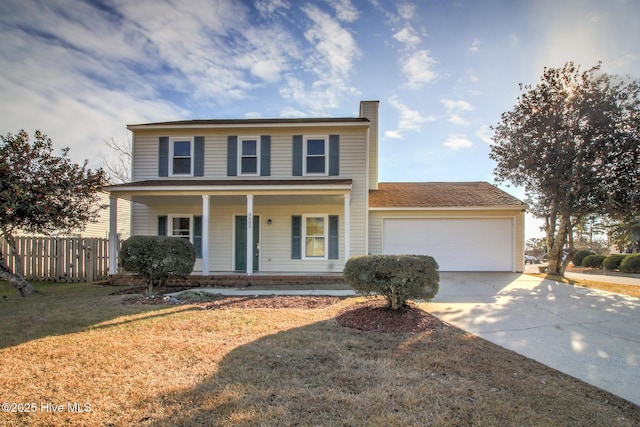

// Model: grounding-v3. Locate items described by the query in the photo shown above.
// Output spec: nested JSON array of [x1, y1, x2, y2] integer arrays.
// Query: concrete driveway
[[425, 272, 640, 406]]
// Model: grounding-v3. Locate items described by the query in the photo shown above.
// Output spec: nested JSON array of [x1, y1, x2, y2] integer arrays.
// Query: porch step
[[109, 274, 345, 288]]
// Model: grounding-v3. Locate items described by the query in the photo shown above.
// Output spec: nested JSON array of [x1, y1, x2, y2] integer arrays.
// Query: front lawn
[[1, 281, 638, 426]]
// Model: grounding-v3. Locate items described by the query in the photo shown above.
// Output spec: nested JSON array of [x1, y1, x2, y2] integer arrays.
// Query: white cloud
[[277, 4, 360, 114], [466, 69, 479, 83], [441, 99, 473, 126], [303, 4, 360, 79], [397, 2, 416, 20], [402, 50, 438, 88], [393, 26, 421, 48], [384, 130, 404, 140], [448, 114, 469, 126], [385, 95, 436, 138], [476, 125, 494, 145], [469, 39, 481, 53], [327, 0, 359, 22], [441, 99, 474, 112], [255, 0, 289, 17], [443, 135, 473, 150]]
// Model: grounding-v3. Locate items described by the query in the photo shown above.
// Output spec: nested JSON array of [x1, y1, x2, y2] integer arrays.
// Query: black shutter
[[260, 135, 271, 176], [159, 137, 169, 177], [329, 135, 339, 176], [328, 215, 339, 259], [291, 215, 302, 259], [227, 136, 238, 176], [158, 215, 167, 236], [194, 136, 204, 177], [193, 216, 202, 259], [292, 135, 303, 176]]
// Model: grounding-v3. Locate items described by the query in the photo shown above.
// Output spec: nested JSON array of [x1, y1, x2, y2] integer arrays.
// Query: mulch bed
[[335, 298, 446, 333], [114, 287, 446, 333]]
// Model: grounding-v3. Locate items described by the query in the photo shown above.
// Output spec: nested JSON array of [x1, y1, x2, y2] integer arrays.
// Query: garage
[[382, 217, 515, 271]]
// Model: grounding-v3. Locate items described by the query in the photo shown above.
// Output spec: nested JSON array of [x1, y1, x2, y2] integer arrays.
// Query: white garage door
[[382, 218, 514, 271]]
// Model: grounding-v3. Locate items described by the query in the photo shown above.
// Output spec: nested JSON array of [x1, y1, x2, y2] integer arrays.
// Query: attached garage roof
[[370, 182, 526, 209]]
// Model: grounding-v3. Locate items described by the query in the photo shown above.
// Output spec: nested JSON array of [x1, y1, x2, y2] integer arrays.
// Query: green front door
[[235, 215, 259, 271]]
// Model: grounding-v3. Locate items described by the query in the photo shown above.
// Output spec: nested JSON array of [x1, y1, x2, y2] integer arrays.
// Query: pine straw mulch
[[113, 287, 445, 334]]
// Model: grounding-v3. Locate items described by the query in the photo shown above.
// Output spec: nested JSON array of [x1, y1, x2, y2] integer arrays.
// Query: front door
[[235, 215, 260, 271]]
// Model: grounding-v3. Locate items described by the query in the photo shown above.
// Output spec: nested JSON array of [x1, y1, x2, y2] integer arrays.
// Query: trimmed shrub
[[572, 250, 595, 267], [620, 254, 640, 274], [343, 255, 439, 310], [119, 236, 196, 296], [603, 254, 628, 271], [581, 254, 606, 269]]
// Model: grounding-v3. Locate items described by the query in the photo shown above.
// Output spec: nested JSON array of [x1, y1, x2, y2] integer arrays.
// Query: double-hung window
[[304, 136, 327, 175], [304, 215, 326, 258], [159, 214, 202, 258], [170, 138, 194, 176], [239, 137, 259, 175], [170, 216, 192, 240]]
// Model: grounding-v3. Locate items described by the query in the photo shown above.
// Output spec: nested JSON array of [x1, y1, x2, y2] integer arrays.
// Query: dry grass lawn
[[1, 281, 639, 426]]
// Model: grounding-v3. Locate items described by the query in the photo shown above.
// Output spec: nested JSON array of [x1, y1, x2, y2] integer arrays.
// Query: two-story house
[[105, 101, 526, 278]]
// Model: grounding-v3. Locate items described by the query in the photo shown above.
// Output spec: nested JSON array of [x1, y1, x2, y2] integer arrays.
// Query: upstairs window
[[304, 137, 327, 175], [170, 138, 193, 176], [239, 137, 259, 175]]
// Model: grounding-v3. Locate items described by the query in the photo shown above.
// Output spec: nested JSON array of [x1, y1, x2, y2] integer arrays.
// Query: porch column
[[201, 195, 210, 276], [246, 194, 254, 276], [108, 195, 118, 275], [344, 193, 351, 263]]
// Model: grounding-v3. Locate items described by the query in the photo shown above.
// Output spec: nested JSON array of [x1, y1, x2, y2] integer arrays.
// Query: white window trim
[[169, 137, 194, 177], [302, 214, 328, 260], [238, 136, 260, 176], [303, 135, 328, 176], [168, 214, 193, 243]]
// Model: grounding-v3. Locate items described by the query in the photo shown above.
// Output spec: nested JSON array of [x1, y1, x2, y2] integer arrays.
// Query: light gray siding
[[133, 196, 350, 273]]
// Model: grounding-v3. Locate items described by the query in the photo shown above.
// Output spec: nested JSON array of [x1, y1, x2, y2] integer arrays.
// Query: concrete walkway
[[425, 272, 640, 406], [169, 288, 356, 297]]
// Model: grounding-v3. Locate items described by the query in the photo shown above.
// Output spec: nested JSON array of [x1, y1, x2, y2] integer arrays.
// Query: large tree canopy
[[0, 130, 108, 296], [490, 62, 640, 275]]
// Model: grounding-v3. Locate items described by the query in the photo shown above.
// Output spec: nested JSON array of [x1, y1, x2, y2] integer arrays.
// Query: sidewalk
[[525, 264, 640, 287]]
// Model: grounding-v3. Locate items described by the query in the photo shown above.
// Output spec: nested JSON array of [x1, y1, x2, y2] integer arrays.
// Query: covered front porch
[[105, 179, 353, 277]]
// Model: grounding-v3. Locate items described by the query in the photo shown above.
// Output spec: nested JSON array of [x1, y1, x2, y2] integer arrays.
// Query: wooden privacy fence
[[1, 236, 111, 282]]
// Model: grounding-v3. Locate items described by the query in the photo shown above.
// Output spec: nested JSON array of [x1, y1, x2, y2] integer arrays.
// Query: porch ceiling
[[123, 193, 346, 206], [104, 178, 352, 203]]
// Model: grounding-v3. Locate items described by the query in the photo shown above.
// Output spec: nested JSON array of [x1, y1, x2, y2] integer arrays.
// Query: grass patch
[[1, 281, 638, 426]]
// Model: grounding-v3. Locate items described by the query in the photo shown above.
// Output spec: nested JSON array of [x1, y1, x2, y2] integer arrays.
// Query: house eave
[[127, 119, 369, 131], [104, 179, 353, 199], [368, 205, 527, 211]]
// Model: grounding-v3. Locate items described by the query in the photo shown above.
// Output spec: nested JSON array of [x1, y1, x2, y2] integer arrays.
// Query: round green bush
[[343, 255, 439, 310], [603, 254, 628, 271], [620, 254, 640, 274], [573, 250, 595, 267], [119, 235, 196, 296], [581, 254, 606, 268]]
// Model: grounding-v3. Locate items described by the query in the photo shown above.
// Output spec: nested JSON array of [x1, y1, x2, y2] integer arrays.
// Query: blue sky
[[1, 0, 639, 239]]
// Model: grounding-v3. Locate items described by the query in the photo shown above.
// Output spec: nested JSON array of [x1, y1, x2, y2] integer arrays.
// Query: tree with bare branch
[[491, 62, 640, 275], [0, 130, 108, 296]]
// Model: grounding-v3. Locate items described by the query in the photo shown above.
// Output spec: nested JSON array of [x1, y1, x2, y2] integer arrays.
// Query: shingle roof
[[369, 182, 525, 208]]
